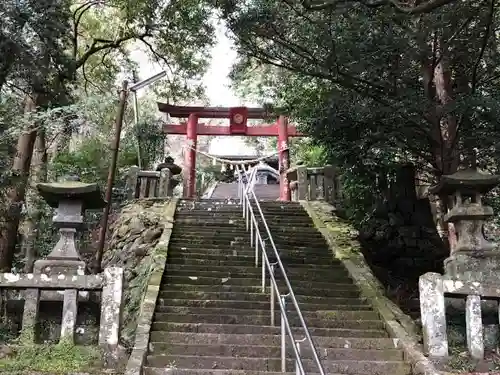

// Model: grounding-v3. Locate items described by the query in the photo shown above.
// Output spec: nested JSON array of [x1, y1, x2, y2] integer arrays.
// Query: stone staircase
[[210, 182, 280, 200], [143, 199, 411, 375]]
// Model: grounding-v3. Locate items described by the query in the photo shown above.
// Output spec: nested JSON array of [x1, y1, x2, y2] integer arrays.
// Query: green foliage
[[0, 340, 102, 373], [50, 135, 137, 186], [134, 119, 167, 170], [222, 0, 500, 182], [290, 139, 329, 167]]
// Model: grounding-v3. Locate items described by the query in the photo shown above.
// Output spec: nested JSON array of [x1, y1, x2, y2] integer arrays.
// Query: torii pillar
[[278, 116, 291, 201], [185, 114, 198, 199], [157, 104, 302, 200]]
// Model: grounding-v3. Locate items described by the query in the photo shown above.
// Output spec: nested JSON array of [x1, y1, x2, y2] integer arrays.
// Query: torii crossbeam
[[158, 103, 303, 199]]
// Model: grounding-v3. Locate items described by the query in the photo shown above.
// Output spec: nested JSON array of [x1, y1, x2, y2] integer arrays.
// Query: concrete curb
[[300, 200, 441, 375], [124, 198, 179, 375]]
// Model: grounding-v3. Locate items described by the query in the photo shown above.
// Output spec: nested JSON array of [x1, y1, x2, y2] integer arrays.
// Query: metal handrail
[[236, 165, 326, 375]]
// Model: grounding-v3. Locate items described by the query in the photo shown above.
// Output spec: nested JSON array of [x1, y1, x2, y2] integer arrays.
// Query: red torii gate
[[157, 103, 303, 200]]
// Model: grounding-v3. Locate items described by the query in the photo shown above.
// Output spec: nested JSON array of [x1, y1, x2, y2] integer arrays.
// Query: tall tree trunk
[[431, 51, 460, 251], [0, 95, 39, 271], [21, 129, 47, 272]]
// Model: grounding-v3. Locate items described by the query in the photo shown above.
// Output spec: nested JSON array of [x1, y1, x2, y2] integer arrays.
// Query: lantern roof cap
[[36, 180, 106, 209], [429, 168, 500, 195]]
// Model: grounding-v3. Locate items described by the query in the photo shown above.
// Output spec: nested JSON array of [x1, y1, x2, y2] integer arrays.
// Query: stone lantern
[[33, 178, 106, 278], [430, 168, 500, 282], [156, 156, 182, 190]]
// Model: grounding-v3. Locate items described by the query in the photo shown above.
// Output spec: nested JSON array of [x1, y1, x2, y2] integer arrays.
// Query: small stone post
[[158, 168, 172, 197], [297, 166, 308, 200], [20, 288, 40, 342], [419, 272, 448, 357], [127, 166, 139, 200], [323, 165, 336, 203], [99, 267, 124, 350], [60, 289, 78, 342], [466, 295, 484, 359]]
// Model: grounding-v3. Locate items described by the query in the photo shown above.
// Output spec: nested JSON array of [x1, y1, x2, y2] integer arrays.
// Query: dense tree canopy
[[0, 0, 217, 271], [221, 0, 500, 181]]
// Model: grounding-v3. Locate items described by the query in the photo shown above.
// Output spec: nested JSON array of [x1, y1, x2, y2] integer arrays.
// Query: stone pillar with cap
[[33, 177, 106, 297], [429, 168, 500, 282]]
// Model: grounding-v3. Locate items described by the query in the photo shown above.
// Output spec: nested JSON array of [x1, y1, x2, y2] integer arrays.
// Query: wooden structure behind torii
[[158, 103, 303, 200]]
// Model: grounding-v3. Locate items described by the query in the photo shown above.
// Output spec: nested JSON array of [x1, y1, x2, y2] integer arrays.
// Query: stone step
[[150, 322, 388, 338], [162, 276, 357, 290], [156, 298, 373, 311], [166, 256, 336, 268], [167, 253, 336, 265], [174, 213, 312, 221], [148, 343, 404, 361], [155, 307, 376, 320], [171, 226, 321, 235], [173, 219, 316, 228], [167, 241, 328, 250], [176, 202, 306, 209], [157, 291, 365, 305], [164, 268, 351, 282], [143, 369, 343, 375], [170, 235, 326, 245], [175, 206, 309, 213], [167, 244, 333, 256], [164, 263, 347, 274], [145, 355, 409, 374], [150, 332, 401, 349], [171, 233, 326, 242], [152, 313, 384, 330], [169, 239, 327, 249], [162, 284, 360, 297]]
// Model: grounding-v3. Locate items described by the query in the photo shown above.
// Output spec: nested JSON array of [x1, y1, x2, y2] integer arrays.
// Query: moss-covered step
[[146, 355, 410, 374], [151, 322, 388, 337], [163, 269, 352, 282], [150, 331, 400, 351], [155, 298, 374, 311], [160, 284, 361, 297], [152, 313, 384, 330], [149, 343, 404, 361], [157, 291, 367, 305], [151, 331, 402, 349], [166, 253, 336, 265], [156, 307, 374, 319]]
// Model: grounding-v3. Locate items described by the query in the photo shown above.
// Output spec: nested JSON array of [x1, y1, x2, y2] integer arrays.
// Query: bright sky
[[133, 21, 257, 156]]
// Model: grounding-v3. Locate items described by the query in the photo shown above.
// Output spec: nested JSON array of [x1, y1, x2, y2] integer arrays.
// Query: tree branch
[[301, 0, 458, 14], [75, 30, 152, 70], [471, 0, 495, 93], [72, 1, 104, 59]]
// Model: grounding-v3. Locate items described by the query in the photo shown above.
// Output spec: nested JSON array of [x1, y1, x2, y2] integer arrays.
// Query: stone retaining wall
[[102, 198, 178, 349], [301, 200, 441, 375], [122, 199, 178, 375]]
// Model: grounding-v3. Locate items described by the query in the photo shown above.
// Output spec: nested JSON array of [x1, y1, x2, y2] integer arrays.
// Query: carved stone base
[[444, 252, 500, 283], [33, 259, 89, 301]]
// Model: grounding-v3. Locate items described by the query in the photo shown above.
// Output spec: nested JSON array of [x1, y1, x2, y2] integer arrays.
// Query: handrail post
[[281, 294, 288, 372], [255, 223, 259, 268], [250, 215, 254, 247], [295, 338, 307, 375], [254, 223, 258, 265], [271, 263, 276, 326], [261, 251, 266, 292]]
